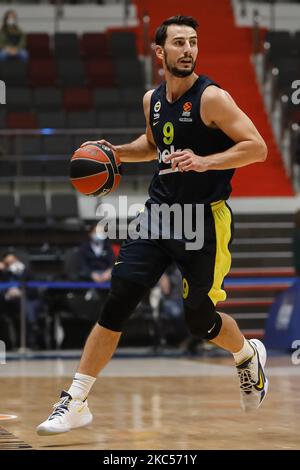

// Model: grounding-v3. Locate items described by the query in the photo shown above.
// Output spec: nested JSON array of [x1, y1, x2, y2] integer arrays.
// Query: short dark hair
[[155, 15, 199, 47], [2, 9, 17, 30]]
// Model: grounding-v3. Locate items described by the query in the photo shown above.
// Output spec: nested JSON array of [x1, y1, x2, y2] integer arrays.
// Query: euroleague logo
[[81, 146, 98, 157], [180, 101, 193, 122], [183, 102, 192, 112]]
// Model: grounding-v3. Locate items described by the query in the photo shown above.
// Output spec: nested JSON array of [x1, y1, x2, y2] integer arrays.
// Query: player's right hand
[[80, 139, 117, 153]]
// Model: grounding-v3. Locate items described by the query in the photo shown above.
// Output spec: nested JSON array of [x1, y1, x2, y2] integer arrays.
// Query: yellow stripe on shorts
[[208, 201, 232, 306]]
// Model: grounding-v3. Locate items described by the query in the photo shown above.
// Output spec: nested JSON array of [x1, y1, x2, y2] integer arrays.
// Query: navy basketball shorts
[[112, 200, 233, 308]]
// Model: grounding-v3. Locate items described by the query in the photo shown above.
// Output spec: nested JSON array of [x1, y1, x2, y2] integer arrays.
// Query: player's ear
[[155, 45, 164, 61]]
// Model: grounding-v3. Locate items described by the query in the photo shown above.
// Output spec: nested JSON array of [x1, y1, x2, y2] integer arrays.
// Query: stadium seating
[[33, 88, 63, 111], [66, 111, 97, 129], [63, 87, 93, 111], [29, 59, 57, 87], [57, 60, 86, 87], [54, 33, 81, 60], [19, 193, 47, 222], [6, 87, 32, 112], [0, 27, 148, 228], [7, 112, 38, 129], [0, 194, 16, 225], [50, 193, 79, 221], [81, 32, 111, 59], [27, 33, 52, 59], [262, 29, 300, 135], [44, 158, 70, 179], [0, 60, 28, 86]]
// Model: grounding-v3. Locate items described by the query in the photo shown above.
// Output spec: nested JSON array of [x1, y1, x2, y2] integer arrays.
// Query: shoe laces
[[49, 396, 71, 420]]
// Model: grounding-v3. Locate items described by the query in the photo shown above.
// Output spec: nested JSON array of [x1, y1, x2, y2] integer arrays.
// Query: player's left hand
[[165, 150, 208, 173]]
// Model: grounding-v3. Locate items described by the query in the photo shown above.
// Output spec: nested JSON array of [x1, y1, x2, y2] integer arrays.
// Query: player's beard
[[164, 50, 196, 78]]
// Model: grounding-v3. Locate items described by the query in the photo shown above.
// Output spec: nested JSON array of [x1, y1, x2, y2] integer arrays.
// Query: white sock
[[67, 373, 96, 401], [232, 338, 254, 365]]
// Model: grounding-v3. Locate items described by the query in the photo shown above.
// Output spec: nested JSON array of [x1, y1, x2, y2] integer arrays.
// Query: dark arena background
[[0, 0, 299, 455]]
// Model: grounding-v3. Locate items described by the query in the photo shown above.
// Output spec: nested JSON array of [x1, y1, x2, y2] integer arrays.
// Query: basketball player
[[37, 16, 268, 435]]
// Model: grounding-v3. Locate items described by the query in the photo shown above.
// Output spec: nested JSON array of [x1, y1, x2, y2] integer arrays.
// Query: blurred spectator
[[79, 224, 115, 283], [51, 225, 115, 344], [0, 252, 42, 349], [159, 264, 205, 353], [159, 264, 183, 319], [159, 264, 189, 347], [0, 10, 28, 62]]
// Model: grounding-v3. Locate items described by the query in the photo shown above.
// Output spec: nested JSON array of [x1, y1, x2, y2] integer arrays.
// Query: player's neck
[[165, 73, 198, 103]]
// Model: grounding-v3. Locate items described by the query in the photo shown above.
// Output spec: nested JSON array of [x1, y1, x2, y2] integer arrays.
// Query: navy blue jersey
[[149, 75, 235, 205]]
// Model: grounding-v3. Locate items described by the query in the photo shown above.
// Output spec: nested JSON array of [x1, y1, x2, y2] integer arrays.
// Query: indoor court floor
[[0, 355, 299, 450]]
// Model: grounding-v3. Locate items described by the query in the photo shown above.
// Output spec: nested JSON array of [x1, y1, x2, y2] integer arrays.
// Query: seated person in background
[[159, 264, 189, 346], [79, 224, 115, 283], [0, 252, 42, 349], [160, 264, 204, 353], [0, 9, 28, 62], [159, 264, 183, 318]]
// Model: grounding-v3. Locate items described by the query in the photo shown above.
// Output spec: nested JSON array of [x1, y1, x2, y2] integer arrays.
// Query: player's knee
[[98, 276, 148, 332], [184, 297, 222, 339]]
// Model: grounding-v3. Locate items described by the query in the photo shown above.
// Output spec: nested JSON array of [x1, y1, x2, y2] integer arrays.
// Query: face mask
[[91, 233, 106, 244], [7, 17, 16, 26], [8, 261, 25, 275]]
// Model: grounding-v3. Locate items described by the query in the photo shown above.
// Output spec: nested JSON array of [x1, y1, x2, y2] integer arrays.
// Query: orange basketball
[[70, 143, 122, 197]]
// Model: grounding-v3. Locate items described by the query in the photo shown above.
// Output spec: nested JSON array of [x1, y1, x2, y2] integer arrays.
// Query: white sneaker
[[36, 391, 93, 436], [237, 339, 269, 412]]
